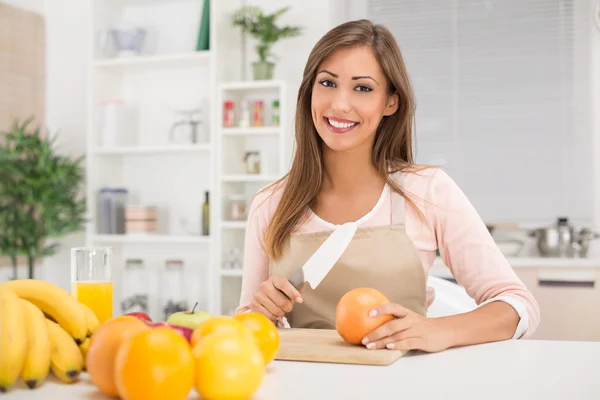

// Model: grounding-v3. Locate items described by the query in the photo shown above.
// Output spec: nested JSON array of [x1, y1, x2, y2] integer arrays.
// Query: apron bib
[[269, 182, 427, 329]]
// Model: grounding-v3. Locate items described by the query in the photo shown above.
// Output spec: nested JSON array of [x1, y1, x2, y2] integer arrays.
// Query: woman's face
[[311, 45, 398, 154]]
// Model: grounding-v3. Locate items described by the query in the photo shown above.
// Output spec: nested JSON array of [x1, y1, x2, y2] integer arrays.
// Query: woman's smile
[[324, 116, 359, 133]]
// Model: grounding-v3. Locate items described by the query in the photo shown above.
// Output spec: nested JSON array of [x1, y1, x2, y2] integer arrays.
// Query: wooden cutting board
[[275, 328, 407, 366]]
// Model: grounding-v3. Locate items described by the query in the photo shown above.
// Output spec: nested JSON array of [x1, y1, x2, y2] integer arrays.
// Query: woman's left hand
[[361, 303, 454, 353]]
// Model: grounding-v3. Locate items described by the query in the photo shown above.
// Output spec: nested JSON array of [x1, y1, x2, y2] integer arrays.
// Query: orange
[[191, 315, 254, 347], [233, 312, 280, 365], [115, 327, 194, 400], [85, 318, 150, 397], [193, 333, 264, 400], [335, 287, 394, 345]]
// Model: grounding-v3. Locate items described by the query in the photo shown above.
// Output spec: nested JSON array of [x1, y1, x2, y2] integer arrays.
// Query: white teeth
[[327, 118, 357, 129]]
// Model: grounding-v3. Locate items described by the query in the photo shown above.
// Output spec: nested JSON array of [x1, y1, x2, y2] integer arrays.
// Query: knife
[[287, 221, 358, 291]]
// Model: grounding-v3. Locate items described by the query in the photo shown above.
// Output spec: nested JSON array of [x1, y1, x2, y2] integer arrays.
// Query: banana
[[0, 287, 27, 393], [19, 299, 51, 389], [79, 337, 90, 371], [80, 303, 100, 337], [1, 280, 88, 344], [46, 319, 84, 384]]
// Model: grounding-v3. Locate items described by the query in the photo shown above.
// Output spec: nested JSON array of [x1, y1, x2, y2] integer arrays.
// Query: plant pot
[[252, 61, 275, 80]]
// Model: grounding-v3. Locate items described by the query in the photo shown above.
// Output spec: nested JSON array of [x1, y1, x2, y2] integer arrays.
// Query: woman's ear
[[383, 92, 400, 116]]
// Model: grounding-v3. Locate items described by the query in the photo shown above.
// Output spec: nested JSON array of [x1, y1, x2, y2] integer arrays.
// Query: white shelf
[[92, 144, 211, 156], [221, 174, 280, 183], [221, 127, 280, 136], [92, 51, 212, 72], [92, 234, 210, 244], [219, 80, 287, 91], [221, 221, 247, 229], [221, 269, 243, 277]]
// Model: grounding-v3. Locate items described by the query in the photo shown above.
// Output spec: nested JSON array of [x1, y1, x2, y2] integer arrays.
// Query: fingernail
[[296, 297, 303, 303], [386, 343, 395, 349], [369, 309, 377, 317], [366, 343, 375, 349], [362, 337, 369, 345]]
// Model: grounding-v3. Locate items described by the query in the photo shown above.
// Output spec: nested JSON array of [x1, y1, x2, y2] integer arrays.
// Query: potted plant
[[232, 6, 302, 80], [0, 118, 87, 279]]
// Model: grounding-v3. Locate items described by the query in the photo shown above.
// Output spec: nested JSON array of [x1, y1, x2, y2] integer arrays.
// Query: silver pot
[[528, 218, 600, 258]]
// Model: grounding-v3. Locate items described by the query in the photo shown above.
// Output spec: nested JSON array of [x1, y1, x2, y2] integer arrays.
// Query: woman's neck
[[321, 142, 383, 194]]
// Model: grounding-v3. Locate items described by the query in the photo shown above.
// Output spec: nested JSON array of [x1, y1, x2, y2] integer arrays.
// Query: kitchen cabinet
[[515, 267, 600, 342]]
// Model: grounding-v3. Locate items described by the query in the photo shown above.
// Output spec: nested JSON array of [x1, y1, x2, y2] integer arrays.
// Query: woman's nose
[[330, 89, 352, 114]]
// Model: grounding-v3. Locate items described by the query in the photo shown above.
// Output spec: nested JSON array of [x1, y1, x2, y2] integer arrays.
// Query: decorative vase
[[252, 61, 275, 80]]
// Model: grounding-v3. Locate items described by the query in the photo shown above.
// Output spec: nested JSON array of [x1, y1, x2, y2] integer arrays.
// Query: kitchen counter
[[433, 256, 600, 268], [7, 339, 600, 399]]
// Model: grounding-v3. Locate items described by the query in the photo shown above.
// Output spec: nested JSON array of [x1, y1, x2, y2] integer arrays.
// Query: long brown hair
[[262, 19, 426, 260]]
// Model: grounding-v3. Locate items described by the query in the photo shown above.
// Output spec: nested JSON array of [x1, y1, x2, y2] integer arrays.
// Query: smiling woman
[[236, 19, 540, 353]]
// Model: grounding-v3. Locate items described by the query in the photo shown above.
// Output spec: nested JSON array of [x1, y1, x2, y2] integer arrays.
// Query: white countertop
[[7, 339, 600, 400], [433, 256, 600, 269]]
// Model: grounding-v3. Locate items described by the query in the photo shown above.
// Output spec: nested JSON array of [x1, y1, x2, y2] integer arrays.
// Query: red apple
[[151, 322, 193, 343], [125, 312, 152, 324]]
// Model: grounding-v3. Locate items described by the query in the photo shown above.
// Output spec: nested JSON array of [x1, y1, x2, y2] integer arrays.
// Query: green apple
[[166, 302, 212, 329]]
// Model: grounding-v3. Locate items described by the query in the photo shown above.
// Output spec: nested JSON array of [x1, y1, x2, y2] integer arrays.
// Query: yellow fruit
[[79, 338, 90, 370], [1, 279, 88, 344], [234, 312, 280, 365], [191, 316, 254, 347], [19, 299, 51, 389], [46, 319, 84, 383], [81, 303, 100, 337], [193, 333, 264, 400], [0, 287, 27, 392]]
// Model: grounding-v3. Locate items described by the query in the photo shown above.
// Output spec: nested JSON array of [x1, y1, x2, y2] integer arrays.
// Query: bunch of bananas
[[0, 279, 100, 392]]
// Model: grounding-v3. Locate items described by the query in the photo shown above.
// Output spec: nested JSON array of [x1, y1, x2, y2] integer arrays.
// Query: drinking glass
[[71, 247, 113, 323]]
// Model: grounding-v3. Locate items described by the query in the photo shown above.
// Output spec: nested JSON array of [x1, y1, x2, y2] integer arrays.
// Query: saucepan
[[528, 217, 600, 258]]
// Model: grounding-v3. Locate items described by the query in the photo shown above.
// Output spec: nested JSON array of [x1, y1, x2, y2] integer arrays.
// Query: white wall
[[1, 0, 43, 13]]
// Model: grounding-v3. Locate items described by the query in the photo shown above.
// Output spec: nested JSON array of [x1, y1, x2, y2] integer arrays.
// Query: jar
[[253, 100, 264, 127], [227, 194, 246, 221], [159, 259, 188, 321], [238, 99, 250, 128], [223, 100, 235, 128], [244, 151, 261, 174], [271, 100, 280, 126], [120, 258, 149, 315]]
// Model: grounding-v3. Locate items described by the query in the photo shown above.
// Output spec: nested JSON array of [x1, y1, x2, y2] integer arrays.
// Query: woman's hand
[[361, 303, 453, 353], [250, 275, 303, 321]]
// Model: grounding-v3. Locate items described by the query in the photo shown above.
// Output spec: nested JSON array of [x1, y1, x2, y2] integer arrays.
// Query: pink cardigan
[[236, 167, 540, 339]]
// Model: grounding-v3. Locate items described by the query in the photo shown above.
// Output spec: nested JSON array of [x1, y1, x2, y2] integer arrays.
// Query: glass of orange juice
[[71, 247, 113, 324]]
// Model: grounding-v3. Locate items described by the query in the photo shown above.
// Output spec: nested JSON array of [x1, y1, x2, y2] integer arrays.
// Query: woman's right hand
[[250, 275, 303, 321]]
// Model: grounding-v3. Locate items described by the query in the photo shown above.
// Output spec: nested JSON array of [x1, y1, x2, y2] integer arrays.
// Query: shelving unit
[[85, 0, 298, 318], [214, 79, 296, 315]]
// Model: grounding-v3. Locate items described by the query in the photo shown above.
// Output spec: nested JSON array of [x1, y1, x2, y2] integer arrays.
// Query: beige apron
[[269, 180, 427, 329]]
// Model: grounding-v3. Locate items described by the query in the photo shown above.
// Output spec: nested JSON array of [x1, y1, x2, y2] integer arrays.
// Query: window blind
[[365, 0, 594, 224]]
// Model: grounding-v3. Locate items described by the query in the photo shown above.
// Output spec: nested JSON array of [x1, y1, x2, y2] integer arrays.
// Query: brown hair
[[261, 19, 427, 260]]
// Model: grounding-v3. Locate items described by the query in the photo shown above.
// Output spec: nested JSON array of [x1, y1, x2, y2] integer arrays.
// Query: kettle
[[528, 217, 600, 258]]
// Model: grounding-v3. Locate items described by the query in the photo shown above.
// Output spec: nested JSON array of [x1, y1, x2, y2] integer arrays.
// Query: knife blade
[[288, 222, 358, 291]]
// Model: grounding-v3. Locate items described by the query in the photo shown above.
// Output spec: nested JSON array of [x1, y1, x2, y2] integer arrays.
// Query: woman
[[236, 19, 540, 353]]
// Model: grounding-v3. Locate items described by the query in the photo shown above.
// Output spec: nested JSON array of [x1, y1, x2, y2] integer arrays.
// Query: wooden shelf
[[92, 234, 211, 244], [219, 80, 287, 91], [221, 174, 280, 183], [221, 127, 280, 136], [221, 269, 243, 277], [220, 221, 247, 229], [92, 51, 212, 72], [92, 144, 211, 156]]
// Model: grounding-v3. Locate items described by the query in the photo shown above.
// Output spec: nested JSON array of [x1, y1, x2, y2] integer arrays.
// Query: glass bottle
[[271, 100, 280, 126], [202, 191, 210, 236], [120, 258, 149, 315], [160, 259, 188, 321]]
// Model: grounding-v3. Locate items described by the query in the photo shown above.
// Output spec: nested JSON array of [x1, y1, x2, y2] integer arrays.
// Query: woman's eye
[[355, 85, 373, 92], [319, 79, 335, 88]]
